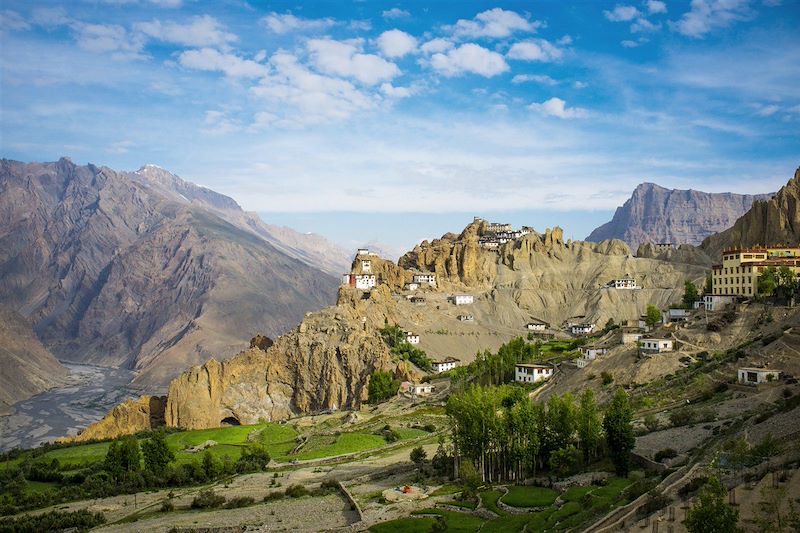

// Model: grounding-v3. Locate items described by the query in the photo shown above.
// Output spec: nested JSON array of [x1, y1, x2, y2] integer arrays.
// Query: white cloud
[[528, 97, 588, 119], [135, 15, 237, 48], [377, 29, 417, 58], [148, 0, 182, 7], [670, 0, 754, 38], [107, 139, 135, 153], [512, 74, 558, 86], [557, 35, 573, 45], [0, 10, 30, 32], [573, 81, 588, 89], [420, 38, 453, 54], [382, 8, 410, 19], [621, 39, 641, 48], [178, 48, 269, 78], [72, 22, 147, 60], [31, 7, 70, 27], [348, 20, 372, 31], [250, 51, 378, 124], [754, 104, 780, 116], [307, 38, 400, 85], [631, 18, 662, 32], [380, 82, 414, 98], [507, 39, 564, 62], [430, 43, 509, 77], [261, 12, 335, 34], [647, 0, 668, 14], [450, 8, 541, 39], [604, 5, 641, 22], [202, 110, 240, 135]]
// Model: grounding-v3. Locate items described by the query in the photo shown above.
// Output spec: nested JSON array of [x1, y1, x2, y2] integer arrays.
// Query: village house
[[696, 294, 735, 311], [413, 273, 437, 287], [457, 314, 474, 322], [581, 345, 608, 359], [570, 323, 595, 336], [360, 259, 371, 272], [408, 295, 426, 305], [526, 319, 549, 331], [514, 363, 554, 384], [664, 308, 690, 323], [451, 294, 474, 305], [356, 248, 379, 257], [399, 381, 412, 393], [405, 331, 420, 345], [653, 243, 675, 253], [432, 357, 460, 373], [639, 338, 674, 354], [404, 282, 420, 291], [738, 367, 781, 385], [410, 383, 434, 396], [479, 239, 500, 249], [620, 327, 645, 344], [341, 273, 377, 290], [607, 277, 638, 289], [712, 246, 800, 297], [638, 315, 657, 331]]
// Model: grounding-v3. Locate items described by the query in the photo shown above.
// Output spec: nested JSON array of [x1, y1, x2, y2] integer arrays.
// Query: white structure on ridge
[[432, 357, 460, 373], [639, 338, 674, 354], [405, 331, 420, 344], [341, 273, 376, 290], [738, 367, 780, 385], [451, 294, 474, 305], [607, 278, 638, 289], [413, 273, 437, 287], [514, 363, 554, 384]]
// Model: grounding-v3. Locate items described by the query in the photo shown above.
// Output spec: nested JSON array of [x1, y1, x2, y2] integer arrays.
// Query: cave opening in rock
[[220, 416, 241, 426]]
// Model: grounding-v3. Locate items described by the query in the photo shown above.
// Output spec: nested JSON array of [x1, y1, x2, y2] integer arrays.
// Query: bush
[[678, 476, 708, 498], [423, 424, 436, 433], [382, 428, 401, 443], [264, 491, 284, 502], [669, 407, 696, 427], [601, 371, 614, 385], [0, 509, 106, 532], [368, 371, 400, 404], [636, 489, 671, 517], [160, 500, 174, 512], [643, 414, 659, 432], [284, 484, 309, 498], [654, 448, 678, 462], [224, 496, 254, 508], [410, 446, 427, 465], [191, 489, 225, 509]]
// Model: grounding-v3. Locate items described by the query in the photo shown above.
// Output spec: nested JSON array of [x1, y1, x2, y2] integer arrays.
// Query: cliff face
[[0, 306, 68, 414], [587, 182, 773, 250], [0, 158, 338, 389], [701, 167, 800, 258]]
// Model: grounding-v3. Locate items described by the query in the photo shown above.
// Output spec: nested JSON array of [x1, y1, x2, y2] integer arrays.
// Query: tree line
[[445, 384, 635, 484]]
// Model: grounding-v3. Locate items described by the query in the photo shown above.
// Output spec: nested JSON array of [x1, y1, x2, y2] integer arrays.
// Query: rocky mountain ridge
[[587, 182, 773, 250], [701, 167, 800, 257], [68, 220, 707, 440], [0, 158, 339, 390]]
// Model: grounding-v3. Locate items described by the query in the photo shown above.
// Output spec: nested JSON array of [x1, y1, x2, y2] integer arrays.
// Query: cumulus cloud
[[528, 97, 588, 119], [511, 74, 558, 85], [72, 22, 147, 60], [382, 8, 410, 19], [604, 5, 641, 22], [261, 12, 335, 34], [631, 18, 662, 32], [377, 29, 417, 58], [202, 110, 240, 135], [450, 8, 541, 39], [621, 39, 641, 48], [178, 48, 269, 78], [135, 15, 237, 48], [307, 38, 400, 85], [251, 51, 378, 124], [420, 38, 453, 54], [380, 82, 414, 98], [507, 39, 564, 62], [429, 43, 509, 77], [670, 0, 754, 38], [647, 0, 668, 14]]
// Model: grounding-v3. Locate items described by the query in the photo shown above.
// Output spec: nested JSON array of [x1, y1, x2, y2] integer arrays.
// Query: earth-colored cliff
[[57, 396, 166, 443], [701, 167, 800, 257], [0, 306, 68, 414], [587, 182, 773, 250]]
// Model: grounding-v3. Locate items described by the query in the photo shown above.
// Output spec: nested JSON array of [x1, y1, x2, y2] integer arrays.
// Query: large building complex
[[711, 247, 800, 297]]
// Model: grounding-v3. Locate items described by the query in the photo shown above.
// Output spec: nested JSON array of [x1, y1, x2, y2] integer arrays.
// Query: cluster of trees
[[0, 431, 272, 516], [445, 385, 635, 483], [683, 280, 700, 309], [368, 370, 400, 404], [380, 323, 432, 372], [450, 337, 542, 389], [758, 266, 798, 302]]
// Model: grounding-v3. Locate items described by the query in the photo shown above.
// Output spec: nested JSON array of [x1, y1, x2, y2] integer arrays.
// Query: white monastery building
[[413, 273, 437, 287], [451, 294, 474, 305], [432, 357, 460, 373], [514, 363, 554, 384]]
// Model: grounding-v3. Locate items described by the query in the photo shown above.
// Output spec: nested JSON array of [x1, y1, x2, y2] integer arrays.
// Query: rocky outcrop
[[636, 243, 713, 267], [0, 158, 338, 390], [62, 395, 166, 442], [701, 167, 800, 258], [587, 182, 773, 250], [0, 306, 68, 414]]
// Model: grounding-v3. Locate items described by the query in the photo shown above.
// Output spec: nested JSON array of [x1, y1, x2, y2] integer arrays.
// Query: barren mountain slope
[[0, 158, 338, 389], [701, 167, 800, 257], [587, 182, 773, 249], [0, 306, 68, 414]]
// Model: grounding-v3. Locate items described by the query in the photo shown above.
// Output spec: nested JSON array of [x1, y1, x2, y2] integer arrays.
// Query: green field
[[500, 485, 559, 508]]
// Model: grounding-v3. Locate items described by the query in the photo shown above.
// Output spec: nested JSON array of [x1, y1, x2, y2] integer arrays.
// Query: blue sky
[[1, 1, 798, 253]]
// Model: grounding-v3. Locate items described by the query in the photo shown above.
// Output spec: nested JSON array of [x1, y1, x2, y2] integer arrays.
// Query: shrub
[[654, 448, 678, 462], [669, 407, 696, 427], [284, 484, 309, 498], [643, 414, 659, 432], [382, 428, 401, 443], [678, 476, 708, 498], [191, 489, 225, 509], [235, 442, 271, 473], [368, 371, 400, 403], [224, 496, 254, 508], [160, 500, 174, 512], [636, 489, 671, 517], [601, 371, 614, 385], [410, 446, 427, 465], [263, 491, 284, 502], [0, 509, 106, 531], [423, 424, 436, 433]]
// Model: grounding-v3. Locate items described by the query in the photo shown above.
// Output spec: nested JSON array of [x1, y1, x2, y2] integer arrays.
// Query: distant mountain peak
[[586, 181, 774, 250]]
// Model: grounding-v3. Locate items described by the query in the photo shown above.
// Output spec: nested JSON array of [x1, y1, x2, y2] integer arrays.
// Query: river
[[0, 362, 142, 452]]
